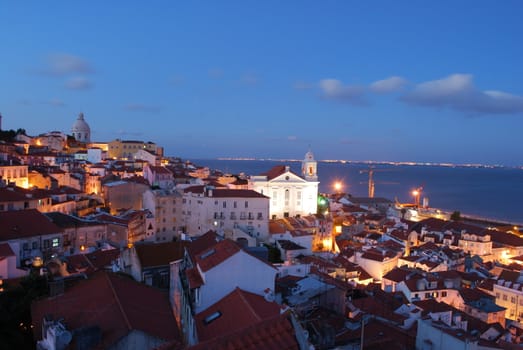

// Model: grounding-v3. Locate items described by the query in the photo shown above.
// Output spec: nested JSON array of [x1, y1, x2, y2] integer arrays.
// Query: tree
[[451, 211, 461, 221]]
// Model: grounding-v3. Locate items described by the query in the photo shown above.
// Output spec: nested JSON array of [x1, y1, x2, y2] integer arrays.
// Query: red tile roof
[[0, 187, 31, 201], [135, 242, 188, 268], [186, 267, 204, 289], [383, 268, 411, 283], [183, 185, 206, 194], [66, 249, 121, 275], [187, 231, 222, 261], [195, 287, 280, 342], [261, 165, 288, 180], [269, 221, 287, 234], [188, 312, 299, 350], [32, 271, 181, 347], [195, 239, 241, 272], [0, 209, 62, 240]]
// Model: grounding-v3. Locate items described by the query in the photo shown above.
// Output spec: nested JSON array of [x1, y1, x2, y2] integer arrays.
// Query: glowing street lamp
[[333, 181, 343, 194], [412, 188, 422, 207]]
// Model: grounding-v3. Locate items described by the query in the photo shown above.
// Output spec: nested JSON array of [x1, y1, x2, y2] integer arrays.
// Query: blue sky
[[1, 1, 523, 165]]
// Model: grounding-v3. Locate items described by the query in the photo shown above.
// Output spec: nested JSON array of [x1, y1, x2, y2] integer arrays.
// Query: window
[[512, 297, 516, 304], [234, 201, 237, 208], [495, 293, 500, 299], [223, 201, 226, 208], [32, 242, 38, 249], [245, 201, 248, 208], [503, 294, 508, 301], [52, 238, 59, 247], [442, 291, 447, 297]]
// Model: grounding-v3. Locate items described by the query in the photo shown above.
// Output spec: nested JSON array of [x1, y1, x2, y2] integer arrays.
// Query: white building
[[71, 113, 91, 143], [0, 164, 29, 188], [181, 186, 269, 240], [177, 235, 277, 345], [249, 150, 319, 219], [87, 148, 104, 164]]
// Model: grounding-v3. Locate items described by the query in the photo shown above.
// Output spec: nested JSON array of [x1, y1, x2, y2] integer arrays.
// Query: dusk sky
[[1, 2, 523, 166]]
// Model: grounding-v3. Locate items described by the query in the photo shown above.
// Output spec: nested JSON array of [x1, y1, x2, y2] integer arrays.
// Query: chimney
[[285, 166, 290, 172]]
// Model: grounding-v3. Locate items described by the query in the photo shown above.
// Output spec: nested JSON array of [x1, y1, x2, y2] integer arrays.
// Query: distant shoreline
[[215, 158, 522, 170]]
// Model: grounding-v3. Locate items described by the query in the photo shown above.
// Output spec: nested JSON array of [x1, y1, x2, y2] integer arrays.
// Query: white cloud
[[45, 98, 66, 107], [319, 79, 366, 105], [65, 77, 92, 90], [401, 74, 523, 115], [370, 76, 407, 93], [44, 53, 93, 76]]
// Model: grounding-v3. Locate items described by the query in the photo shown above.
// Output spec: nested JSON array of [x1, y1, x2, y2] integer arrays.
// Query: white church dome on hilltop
[[71, 112, 91, 143]]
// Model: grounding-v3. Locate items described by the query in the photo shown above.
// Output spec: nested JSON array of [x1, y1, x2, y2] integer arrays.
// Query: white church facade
[[249, 151, 319, 219]]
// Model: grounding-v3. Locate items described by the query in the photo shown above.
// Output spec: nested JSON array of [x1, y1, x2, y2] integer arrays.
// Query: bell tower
[[301, 149, 317, 181]]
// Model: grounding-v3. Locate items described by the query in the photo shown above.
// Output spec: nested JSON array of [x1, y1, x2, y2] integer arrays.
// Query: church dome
[[71, 113, 91, 143]]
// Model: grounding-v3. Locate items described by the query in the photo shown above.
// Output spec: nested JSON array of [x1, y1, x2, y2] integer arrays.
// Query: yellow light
[[80, 245, 86, 251], [333, 181, 342, 192], [412, 190, 419, 197], [322, 238, 332, 251]]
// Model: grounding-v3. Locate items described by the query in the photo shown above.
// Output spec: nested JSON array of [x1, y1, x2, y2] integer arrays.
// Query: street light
[[333, 181, 343, 194], [412, 188, 422, 208]]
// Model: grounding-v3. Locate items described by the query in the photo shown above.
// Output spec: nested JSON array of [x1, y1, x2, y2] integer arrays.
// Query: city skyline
[[1, 1, 523, 166]]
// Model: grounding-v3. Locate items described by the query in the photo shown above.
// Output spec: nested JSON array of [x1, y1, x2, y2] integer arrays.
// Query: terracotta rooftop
[[360, 249, 396, 262], [195, 287, 281, 342], [350, 290, 406, 324], [32, 271, 181, 347], [260, 165, 301, 181], [0, 209, 62, 240], [186, 267, 204, 289], [269, 221, 287, 234], [188, 312, 299, 350], [134, 241, 188, 268], [194, 239, 241, 272], [187, 230, 222, 262], [383, 268, 412, 283], [66, 249, 121, 275], [0, 187, 32, 202], [45, 212, 103, 229]]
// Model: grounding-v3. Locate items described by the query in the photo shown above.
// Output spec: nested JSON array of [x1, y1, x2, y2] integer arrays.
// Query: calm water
[[192, 159, 523, 225]]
